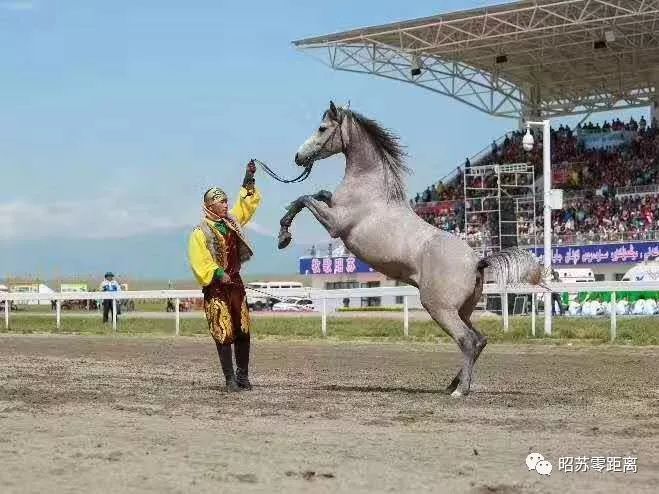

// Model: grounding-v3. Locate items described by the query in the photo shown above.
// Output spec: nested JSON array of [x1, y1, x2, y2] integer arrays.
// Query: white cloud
[[0, 1, 35, 11], [0, 197, 281, 242], [0, 198, 192, 241]]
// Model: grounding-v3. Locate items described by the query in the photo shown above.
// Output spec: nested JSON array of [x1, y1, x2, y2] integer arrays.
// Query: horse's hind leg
[[445, 307, 488, 394], [424, 305, 480, 397], [446, 277, 488, 394], [278, 190, 332, 249]]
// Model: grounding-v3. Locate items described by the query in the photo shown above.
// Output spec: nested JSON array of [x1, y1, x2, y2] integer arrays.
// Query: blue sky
[[0, 0, 651, 280]]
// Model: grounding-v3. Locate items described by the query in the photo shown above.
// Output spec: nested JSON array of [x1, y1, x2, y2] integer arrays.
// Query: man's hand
[[243, 160, 256, 194], [213, 268, 232, 285]]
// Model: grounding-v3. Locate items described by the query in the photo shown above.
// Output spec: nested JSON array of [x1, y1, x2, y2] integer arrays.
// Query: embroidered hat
[[203, 187, 227, 206]]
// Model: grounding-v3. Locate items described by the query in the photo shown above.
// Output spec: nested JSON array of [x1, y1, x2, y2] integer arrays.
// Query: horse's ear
[[328, 100, 338, 120]]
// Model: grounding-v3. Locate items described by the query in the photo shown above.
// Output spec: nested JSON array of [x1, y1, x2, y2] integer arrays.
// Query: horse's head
[[295, 101, 345, 166]]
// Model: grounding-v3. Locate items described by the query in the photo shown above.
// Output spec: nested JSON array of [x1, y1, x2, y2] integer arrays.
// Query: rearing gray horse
[[279, 102, 542, 396]]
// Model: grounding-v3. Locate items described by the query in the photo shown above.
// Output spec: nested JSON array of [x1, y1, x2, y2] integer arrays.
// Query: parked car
[[272, 298, 315, 312], [246, 281, 309, 310], [247, 297, 278, 311]]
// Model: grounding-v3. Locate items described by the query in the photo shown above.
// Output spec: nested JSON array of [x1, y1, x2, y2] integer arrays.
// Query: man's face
[[209, 199, 228, 218]]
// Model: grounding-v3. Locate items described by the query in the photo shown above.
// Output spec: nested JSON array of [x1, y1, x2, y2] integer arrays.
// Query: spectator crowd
[[518, 194, 659, 246], [411, 115, 659, 248]]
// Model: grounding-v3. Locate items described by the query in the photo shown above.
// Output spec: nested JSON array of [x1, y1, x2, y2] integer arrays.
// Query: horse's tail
[[476, 248, 543, 287]]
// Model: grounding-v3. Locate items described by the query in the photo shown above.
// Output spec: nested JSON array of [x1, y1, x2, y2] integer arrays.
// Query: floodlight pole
[[526, 119, 552, 336]]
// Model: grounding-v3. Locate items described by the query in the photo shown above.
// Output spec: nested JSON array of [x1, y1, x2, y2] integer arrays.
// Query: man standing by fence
[[551, 269, 564, 316], [188, 161, 261, 392], [100, 272, 121, 323]]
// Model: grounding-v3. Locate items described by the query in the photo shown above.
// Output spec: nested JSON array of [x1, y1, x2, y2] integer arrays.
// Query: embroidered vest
[[198, 214, 254, 267]]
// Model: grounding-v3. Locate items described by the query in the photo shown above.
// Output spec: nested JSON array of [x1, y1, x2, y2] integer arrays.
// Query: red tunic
[[202, 225, 249, 344]]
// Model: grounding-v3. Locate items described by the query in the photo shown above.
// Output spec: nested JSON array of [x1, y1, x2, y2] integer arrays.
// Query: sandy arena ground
[[0, 335, 657, 493]]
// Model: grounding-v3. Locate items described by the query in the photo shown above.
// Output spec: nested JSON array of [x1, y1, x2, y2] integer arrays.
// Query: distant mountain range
[[0, 228, 312, 284]]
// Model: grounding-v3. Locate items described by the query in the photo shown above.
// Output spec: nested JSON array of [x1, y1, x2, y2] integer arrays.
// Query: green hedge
[[560, 291, 659, 304]]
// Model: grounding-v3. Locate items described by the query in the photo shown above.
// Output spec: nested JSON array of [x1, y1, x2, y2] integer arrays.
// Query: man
[[188, 161, 261, 392], [100, 272, 122, 323], [551, 269, 563, 316]]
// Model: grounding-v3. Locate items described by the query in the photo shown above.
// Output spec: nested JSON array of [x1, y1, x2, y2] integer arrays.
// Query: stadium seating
[[412, 116, 659, 248]]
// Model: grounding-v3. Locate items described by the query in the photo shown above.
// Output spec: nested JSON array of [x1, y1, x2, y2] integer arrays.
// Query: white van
[[551, 268, 595, 306], [246, 281, 310, 310]]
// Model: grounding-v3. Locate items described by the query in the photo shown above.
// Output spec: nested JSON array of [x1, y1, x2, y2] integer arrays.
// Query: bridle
[[320, 110, 347, 156], [252, 110, 346, 184]]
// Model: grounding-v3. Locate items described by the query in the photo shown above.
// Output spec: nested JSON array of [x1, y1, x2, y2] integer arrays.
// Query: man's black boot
[[234, 337, 252, 390], [216, 342, 241, 392]]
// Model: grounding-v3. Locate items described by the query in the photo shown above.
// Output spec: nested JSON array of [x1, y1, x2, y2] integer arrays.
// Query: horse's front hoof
[[278, 231, 292, 249]]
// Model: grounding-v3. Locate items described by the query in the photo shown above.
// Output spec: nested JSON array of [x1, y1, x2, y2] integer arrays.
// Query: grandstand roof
[[293, 0, 659, 119]]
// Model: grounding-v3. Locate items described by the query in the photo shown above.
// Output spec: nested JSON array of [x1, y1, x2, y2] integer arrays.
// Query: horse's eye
[[318, 126, 326, 133]]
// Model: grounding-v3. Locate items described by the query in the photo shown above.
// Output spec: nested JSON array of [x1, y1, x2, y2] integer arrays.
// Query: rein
[[252, 158, 313, 184], [251, 110, 346, 185]]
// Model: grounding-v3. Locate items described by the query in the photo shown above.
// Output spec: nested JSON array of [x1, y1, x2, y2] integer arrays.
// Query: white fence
[[2, 281, 659, 341]]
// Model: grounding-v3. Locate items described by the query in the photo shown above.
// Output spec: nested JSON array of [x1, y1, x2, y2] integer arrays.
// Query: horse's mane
[[339, 108, 411, 202]]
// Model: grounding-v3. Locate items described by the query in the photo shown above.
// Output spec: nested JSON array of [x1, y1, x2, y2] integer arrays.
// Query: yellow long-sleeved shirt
[[188, 186, 261, 287]]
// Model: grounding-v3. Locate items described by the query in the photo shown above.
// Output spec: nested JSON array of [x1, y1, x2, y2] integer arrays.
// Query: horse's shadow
[[315, 384, 445, 395], [316, 386, 543, 397]]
